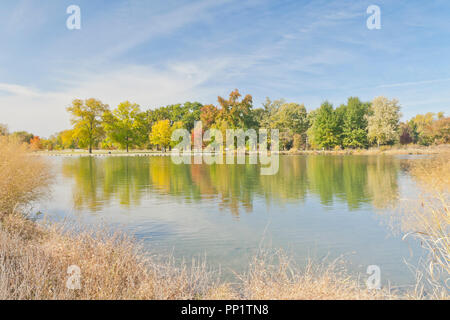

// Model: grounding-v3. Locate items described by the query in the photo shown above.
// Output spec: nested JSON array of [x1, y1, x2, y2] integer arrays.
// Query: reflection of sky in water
[[38, 155, 425, 288]]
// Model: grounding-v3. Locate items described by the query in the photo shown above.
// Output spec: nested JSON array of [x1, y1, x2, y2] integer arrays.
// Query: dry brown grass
[[401, 155, 449, 298], [238, 251, 394, 300], [0, 136, 53, 217]]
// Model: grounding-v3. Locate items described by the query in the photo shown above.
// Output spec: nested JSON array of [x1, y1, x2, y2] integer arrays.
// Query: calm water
[[39, 155, 425, 288]]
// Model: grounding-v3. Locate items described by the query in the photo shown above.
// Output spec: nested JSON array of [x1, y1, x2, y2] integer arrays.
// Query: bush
[[0, 137, 53, 217]]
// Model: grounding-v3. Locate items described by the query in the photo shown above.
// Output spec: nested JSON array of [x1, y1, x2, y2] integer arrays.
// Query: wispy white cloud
[[376, 78, 450, 88], [0, 58, 236, 136]]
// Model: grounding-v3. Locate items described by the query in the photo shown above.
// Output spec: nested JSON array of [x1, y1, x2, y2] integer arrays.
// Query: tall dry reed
[[402, 156, 449, 298], [0, 136, 53, 217]]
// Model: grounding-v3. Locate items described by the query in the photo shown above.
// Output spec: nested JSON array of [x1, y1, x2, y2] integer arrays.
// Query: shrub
[[0, 137, 53, 217]]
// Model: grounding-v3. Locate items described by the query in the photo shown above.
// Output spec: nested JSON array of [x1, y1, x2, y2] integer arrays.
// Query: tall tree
[[270, 102, 309, 150], [410, 112, 441, 146], [200, 104, 219, 129], [217, 89, 254, 129], [150, 120, 172, 151], [181, 102, 202, 132], [67, 98, 109, 153], [103, 101, 145, 152], [429, 116, 450, 144], [367, 96, 401, 147], [341, 97, 370, 149], [307, 102, 340, 149]]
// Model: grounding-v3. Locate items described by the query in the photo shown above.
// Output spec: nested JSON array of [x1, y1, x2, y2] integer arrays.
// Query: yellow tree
[[67, 98, 109, 153], [60, 129, 78, 149], [150, 120, 172, 151]]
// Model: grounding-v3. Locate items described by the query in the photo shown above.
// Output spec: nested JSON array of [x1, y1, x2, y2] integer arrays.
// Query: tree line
[[1, 89, 449, 152]]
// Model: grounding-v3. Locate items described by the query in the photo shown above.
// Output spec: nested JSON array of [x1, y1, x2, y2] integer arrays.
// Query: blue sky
[[1, 0, 450, 137]]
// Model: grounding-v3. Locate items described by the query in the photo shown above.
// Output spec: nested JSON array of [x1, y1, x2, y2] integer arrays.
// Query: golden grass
[[401, 155, 449, 298], [0, 136, 53, 217], [238, 251, 394, 300]]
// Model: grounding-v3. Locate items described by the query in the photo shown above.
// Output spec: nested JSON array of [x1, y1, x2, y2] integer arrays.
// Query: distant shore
[[36, 144, 450, 157]]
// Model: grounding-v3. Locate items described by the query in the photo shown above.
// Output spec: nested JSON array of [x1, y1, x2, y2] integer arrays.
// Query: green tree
[[103, 101, 145, 152], [181, 102, 202, 132], [341, 97, 370, 149], [307, 102, 340, 149], [270, 102, 309, 150], [259, 98, 285, 129], [367, 96, 401, 147], [67, 98, 109, 153]]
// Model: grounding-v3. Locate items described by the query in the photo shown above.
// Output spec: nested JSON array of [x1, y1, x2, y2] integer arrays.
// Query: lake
[[39, 154, 424, 288]]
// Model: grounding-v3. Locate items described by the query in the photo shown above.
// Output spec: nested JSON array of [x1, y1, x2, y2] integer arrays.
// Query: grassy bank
[[1, 137, 448, 299]]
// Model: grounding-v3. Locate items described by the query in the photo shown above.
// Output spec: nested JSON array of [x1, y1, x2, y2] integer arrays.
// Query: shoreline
[[36, 144, 450, 157]]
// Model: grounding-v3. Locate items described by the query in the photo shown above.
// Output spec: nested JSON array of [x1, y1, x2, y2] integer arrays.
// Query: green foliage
[[270, 102, 309, 150], [103, 101, 146, 152], [307, 102, 341, 149], [341, 97, 370, 149]]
